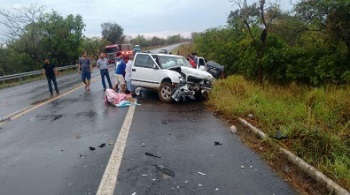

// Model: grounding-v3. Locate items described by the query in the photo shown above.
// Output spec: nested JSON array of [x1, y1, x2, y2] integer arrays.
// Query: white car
[[131, 53, 214, 102]]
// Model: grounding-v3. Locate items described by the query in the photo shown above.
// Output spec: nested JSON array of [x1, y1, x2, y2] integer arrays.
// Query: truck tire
[[158, 82, 174, 103]]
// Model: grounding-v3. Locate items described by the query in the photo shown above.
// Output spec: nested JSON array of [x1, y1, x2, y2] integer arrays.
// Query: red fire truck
[[104, 44, 134, 64]]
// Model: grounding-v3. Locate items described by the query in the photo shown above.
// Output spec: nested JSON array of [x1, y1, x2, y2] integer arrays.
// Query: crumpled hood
[[180, 66, 214, 82]]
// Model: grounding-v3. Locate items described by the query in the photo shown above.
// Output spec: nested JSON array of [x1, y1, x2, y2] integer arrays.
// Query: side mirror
[[153, 64, 158, 69]]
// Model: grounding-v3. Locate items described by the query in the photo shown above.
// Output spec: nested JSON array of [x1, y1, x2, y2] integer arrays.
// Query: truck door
[[131, 54, 161, 90], [197, 57, 207, 70]]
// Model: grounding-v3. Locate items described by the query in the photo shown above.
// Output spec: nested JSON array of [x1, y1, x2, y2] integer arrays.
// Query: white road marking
[[96, 105, 136, 195]]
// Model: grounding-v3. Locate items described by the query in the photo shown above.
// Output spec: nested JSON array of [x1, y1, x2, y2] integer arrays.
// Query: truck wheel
[[158, 82, 174, 103]]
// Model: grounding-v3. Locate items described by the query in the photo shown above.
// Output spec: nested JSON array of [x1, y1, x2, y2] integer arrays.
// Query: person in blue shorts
[[78, 51, 92, 91]]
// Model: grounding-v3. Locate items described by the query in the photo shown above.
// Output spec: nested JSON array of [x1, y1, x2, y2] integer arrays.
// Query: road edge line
[[96, 105, 135, 195]]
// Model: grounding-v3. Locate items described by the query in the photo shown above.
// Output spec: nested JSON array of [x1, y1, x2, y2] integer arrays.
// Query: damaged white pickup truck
[[131, 53, 214, 102]]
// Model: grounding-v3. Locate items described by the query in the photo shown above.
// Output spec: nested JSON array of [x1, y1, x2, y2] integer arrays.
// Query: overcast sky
[[0, 0, 295, 40]]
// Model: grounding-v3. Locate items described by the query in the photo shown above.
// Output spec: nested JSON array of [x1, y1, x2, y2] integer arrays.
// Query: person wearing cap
[[78, 51, 92, 91], [42, 57, 59, 95], [96, 52, 112, 91], [113, 51, 126, 93]]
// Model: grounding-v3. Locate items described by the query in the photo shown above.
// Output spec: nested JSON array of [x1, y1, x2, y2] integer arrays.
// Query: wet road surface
[[0, 80, 127, 195], [0, 44, 295, 194], [114, 93, 295, 195]]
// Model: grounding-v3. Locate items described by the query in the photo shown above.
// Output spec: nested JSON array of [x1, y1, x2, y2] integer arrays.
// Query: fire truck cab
[[105, 44, 134, 64]]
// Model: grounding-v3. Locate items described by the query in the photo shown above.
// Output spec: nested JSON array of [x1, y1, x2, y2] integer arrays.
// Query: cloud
[[0, 0, 295, 40]]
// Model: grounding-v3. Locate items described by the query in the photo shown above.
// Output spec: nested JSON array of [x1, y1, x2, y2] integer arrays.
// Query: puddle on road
[[51, 98, 79, 108], [32, 114, 64, 121], [75, 110, 97, 118], [31, 98, 50, 105]]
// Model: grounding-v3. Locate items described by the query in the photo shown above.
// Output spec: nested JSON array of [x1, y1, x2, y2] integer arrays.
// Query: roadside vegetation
[[175, 0, 350, 191], [208, 76, 350, 190]]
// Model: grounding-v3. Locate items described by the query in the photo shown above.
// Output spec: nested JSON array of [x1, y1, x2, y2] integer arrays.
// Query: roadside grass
[[208, 75, 350, 190], [0, 68, 77, 89]]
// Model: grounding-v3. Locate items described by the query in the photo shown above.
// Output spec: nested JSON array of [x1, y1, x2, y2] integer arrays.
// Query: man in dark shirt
[[78, 51, 92, 91], [42, 57, 59, 95]]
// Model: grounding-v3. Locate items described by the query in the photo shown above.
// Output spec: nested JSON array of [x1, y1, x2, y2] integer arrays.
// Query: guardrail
[[0, 64, 78, 82]]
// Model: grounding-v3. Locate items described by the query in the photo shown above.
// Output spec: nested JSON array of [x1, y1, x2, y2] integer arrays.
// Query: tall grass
[[209, 75, 350, 190]]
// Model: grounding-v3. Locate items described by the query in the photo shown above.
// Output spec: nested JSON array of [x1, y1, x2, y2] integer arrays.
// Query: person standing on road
[[42, 57, 59, 95], [125, 52, 135, 94], [113, 51, 126, 93], [97, 52, 112, 91], [78, 51, 92, 91]]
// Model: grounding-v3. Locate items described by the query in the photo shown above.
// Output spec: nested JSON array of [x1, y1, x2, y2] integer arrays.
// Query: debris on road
[[230, 125, 237, 133], [248, 113, 254, 119], [131, 192, 136, 195], [198, 172, 206, 176], [153, 164, 175, 177], [75, 135, 81, 139], [79, 153, 87, 158], [99, 143, 106, 148], [145, 152, 161, 158], [241, 165, 245, 169], [108, 141, 115, 145], [0, 117, 10, 123], [89, 147, 95, 151], [198, 184, 203, 187], [214, 142, 222, 146]]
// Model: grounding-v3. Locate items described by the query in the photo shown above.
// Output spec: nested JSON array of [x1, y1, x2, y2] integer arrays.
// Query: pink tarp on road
[[104, 89, 132, 105]]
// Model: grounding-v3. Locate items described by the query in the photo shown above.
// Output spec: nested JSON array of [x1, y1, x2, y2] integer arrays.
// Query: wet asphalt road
[[0, 44, 296, 195]]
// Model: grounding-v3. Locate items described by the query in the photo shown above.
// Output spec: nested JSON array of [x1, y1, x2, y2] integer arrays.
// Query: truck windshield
[[134, 45, 141, 52], [105, 47, 119, 53], [158, 56, 192, 69]]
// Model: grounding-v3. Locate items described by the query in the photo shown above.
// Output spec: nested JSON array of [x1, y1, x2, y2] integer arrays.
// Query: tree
[[295, 0, 350, 55], [101, 22, 125, 44], [81, 37, 107, 61], [0, 4, 46, 63], [39, 11, 85, 65], [130, 35, 148, 47], [0, 4, 85, 72], [229, 0, 281, 84]]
